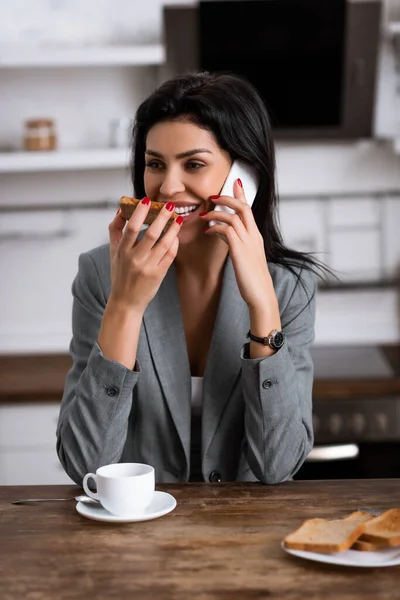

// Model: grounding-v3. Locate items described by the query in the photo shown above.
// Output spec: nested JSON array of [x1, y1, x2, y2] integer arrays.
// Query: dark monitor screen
[[199, 0, 346, 129]]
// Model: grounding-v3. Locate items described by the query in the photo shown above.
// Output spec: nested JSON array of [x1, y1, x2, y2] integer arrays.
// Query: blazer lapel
[[142, 264, 191, 469], [202, 257, 249, 457]]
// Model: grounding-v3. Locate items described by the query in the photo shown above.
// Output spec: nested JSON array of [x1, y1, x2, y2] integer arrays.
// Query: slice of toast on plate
[[283, 511, 368, 554], [342, 511, 375, 523], [359, 508, 400, 547], [343, 512, 387, 551], [352, 538, 386, 551], [284, 509, 400, 554]]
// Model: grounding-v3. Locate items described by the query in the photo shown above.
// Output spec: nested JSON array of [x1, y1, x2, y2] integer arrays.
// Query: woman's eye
[[145, 161, 163, 170], [186, 162, 204, 171]]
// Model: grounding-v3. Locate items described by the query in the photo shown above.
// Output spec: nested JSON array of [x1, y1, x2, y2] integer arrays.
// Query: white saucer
[[282, 541, 400, 568], [76, 491, 176, 523]]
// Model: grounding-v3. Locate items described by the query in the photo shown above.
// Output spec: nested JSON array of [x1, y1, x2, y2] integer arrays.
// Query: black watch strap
[[246, 329, 285, 350]]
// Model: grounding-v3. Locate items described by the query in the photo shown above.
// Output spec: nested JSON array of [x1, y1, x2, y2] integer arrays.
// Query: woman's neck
[[174, 235, 229, 285]]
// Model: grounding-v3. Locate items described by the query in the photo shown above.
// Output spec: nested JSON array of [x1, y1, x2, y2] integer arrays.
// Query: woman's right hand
[[108, 198, 182, 314]]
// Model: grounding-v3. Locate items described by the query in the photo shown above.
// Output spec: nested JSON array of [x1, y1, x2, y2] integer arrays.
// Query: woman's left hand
[[201, 179, 275, 311]]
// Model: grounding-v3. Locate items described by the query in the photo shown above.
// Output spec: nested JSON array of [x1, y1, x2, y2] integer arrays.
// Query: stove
[[295, 344, 400, 479], [310, 345, 400, 444]]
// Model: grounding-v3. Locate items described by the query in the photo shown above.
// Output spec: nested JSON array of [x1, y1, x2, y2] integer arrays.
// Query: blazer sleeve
[[240, 263, 316, 484], [56, 251, 140, 485]]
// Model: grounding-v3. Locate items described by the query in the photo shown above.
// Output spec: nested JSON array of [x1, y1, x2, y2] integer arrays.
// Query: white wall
[[0, 0, 400, 352]]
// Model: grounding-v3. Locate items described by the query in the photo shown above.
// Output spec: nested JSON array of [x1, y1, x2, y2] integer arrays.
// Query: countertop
[[0, 353, 72, 402], [1, 344, 400, 403], [1, 479, 399, 599]]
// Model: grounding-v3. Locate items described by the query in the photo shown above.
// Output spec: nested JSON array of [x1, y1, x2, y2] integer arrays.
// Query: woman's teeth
[[174, 205, 198, 215]]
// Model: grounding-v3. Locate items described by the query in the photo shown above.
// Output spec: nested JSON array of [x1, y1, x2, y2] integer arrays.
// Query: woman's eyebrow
[[145, 148, 213, 159]]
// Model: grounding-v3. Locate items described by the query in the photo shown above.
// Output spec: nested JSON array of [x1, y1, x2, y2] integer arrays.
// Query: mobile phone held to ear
[[209, 161, 259, 235]]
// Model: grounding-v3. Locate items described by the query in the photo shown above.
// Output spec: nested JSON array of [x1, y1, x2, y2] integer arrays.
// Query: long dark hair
[[131, 70, 332, 283]]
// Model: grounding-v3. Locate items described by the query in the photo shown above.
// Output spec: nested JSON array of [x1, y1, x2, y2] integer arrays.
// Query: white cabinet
[[326, 197, 382, 282], [279, 194, 400, 284], [279, 199, 326, 256], [0, 43, 164, 167], [0, 43, 163, 354], [0, 206, 114, 353], [0, 402, 74, 485]]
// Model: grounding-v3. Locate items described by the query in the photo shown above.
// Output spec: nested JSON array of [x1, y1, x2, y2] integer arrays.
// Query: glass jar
[[23, 119, 57, 151], [109, 117, 132, 148]]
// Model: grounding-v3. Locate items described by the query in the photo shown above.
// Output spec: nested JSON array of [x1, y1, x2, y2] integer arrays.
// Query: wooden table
[[1, 479, 399, 599]]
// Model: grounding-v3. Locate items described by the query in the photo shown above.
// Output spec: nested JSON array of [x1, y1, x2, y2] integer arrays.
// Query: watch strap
[[246, 329, 285, 349], [246, 330, 271, 346]]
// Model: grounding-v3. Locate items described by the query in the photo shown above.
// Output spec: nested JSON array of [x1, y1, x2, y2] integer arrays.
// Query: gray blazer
[[56, 243, 316, 485]]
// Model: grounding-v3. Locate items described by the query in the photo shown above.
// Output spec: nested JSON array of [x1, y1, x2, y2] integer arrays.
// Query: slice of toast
[[119, 196, 178, 228], [360, 508, 400, 547], [283, 512, 368, 554], [352, 538, 386, 552], [343, 511, 384, 551], [342, 510, 375, 524]]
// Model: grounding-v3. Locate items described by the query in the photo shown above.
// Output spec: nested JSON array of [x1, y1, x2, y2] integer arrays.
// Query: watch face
[[272, 331, 285, 349]]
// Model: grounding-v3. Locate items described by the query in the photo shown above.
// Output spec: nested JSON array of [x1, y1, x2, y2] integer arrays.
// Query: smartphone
[[209, 161, 259, 239]]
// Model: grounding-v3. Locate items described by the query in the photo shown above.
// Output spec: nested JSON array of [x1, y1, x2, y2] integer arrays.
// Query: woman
[[57, 71, 326, 485]]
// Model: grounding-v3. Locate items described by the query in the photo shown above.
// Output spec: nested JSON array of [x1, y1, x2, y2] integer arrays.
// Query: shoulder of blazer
[[268, 260, 317, 325], [79, 243, 111, 298]]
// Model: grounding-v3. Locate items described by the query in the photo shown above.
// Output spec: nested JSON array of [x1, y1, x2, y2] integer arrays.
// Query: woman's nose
[[159, 169, 185, 198]]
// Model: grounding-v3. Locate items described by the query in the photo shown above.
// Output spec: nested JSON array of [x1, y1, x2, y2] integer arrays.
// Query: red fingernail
[[142, 197, 151, 205], [210, 195, 220, 200], [176, 216, 184, 225], [199, 211, 208, 217], [204, 227, 210, 233], [166, 202, 175, 212], [237, 178, 243, 188]]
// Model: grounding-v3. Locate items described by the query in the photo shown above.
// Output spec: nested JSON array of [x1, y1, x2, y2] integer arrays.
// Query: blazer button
[[106, 387, 118, 397], [262, 379, 272, 390], [209, 470, 221, 483]]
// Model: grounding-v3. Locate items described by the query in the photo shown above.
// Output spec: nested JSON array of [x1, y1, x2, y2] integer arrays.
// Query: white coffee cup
[[82, 463, 155, 516]]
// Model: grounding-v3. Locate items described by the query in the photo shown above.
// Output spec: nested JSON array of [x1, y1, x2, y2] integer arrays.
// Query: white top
[[191, 376, 204, 411]]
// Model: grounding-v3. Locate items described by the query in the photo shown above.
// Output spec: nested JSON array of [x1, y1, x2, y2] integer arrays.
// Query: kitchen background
[[0, 0, 400, 485]]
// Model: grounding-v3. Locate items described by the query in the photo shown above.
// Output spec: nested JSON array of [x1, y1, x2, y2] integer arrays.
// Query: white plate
[[282, 541, 400, 568], [76, 491, 176, 523]]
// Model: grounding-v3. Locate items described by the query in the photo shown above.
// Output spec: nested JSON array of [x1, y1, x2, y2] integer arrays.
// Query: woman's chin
[[177, 222, 205, 245]]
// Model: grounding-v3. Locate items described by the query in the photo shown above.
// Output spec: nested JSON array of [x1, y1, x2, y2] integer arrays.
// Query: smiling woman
[[56, 71, 330, 486], [143, 124, 232, 247]]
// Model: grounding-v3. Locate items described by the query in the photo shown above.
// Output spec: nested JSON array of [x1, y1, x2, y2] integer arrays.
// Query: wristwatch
[[246, 329, 285, 350]]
